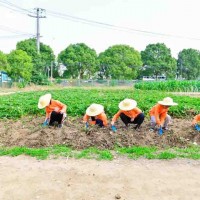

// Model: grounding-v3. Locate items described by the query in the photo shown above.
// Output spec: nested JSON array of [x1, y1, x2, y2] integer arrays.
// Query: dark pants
[[49, 111, 64, 125], [120, 112, 145, 128], [91, 117, 104, 127]]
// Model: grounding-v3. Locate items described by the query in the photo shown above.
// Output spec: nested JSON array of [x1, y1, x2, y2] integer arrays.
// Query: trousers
[[120, 112, 145, 128], [49, 111, 66, 125]]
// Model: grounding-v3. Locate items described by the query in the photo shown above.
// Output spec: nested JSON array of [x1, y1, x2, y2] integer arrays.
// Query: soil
[[0, 156, 200, 200], [0, 117, 199, 149]]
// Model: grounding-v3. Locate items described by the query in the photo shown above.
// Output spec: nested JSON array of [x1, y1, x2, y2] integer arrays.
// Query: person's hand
[[111, 125, 117, 132], [111, 121, 115, 126], [85, 122, 89, 129], [158, 126, 163, 135], [42, 119, 49, 127], [130, 118, 134, 122], [54, 107, 59, 112]]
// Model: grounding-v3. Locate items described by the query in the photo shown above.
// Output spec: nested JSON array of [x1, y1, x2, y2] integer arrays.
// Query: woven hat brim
[[158, 101, 178, 106], [119, 100, 137, 111], [38, 94, 51, 109], [86, 105, 104, 116]]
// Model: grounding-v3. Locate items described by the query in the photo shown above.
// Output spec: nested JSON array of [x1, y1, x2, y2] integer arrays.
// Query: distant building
[[0, 71, 12, 88], [142, 75, 166, 81], [0, 71, 11, 83], [58, 64, 67, 77]]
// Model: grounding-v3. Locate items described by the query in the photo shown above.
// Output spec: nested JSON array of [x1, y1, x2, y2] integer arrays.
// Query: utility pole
[[28, 8, 46, 54], [51, 61, 53, 83]]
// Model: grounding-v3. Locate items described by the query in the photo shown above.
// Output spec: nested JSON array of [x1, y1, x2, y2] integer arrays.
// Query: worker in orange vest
[[192, 114, 200, 131], [149, 97, 178, 134], [111, 98, 145, 131], [38, 93, 67, 128], [83, 103, 108, 128]]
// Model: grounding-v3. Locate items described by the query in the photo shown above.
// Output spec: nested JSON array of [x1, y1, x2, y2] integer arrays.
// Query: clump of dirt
[[0, 116, 199, 149]]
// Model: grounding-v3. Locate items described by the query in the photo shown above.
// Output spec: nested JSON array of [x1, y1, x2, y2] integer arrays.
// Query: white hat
[[86, 103, 104, 116], [119, 98, 137, 111], [158, 97, 178, 106], [38, 93, 51, 109]]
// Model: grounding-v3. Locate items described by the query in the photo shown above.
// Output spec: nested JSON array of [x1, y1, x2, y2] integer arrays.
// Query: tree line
[[0, 38, 200, 85]]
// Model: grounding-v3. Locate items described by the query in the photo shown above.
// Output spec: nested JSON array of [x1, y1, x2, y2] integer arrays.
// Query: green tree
[[98, 45, 142, 79], [16, 38, 55, 84], [58, 43, 98, 79], [0, 50, 10, 72], [141, 43, 176, 79], [7, 50, 33, 82], [177, 49, 200, 80]]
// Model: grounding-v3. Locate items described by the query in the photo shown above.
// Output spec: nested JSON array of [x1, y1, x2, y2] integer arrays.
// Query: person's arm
[[45, 107, 50, 120], [130, 108, 142, 121], [83, 114, 90, 123], [57, 101, 67, 113], [160, 112, 167, 126], [154, 106, 161, 125], [111, 110, 122, 125], [101, 112, 108, 126]]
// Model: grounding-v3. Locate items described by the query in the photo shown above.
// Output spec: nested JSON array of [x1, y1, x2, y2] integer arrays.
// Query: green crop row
[[134, 80, 200, 92], [0, 88, 199, 119]]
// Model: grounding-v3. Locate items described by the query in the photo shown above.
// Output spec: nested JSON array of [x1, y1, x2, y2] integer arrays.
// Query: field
[[0, 87, 200, 158], [0, 86, 200, 199]]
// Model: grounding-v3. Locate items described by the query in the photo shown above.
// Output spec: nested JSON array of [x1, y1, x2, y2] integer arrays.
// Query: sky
[[0, 0, 200, 58]]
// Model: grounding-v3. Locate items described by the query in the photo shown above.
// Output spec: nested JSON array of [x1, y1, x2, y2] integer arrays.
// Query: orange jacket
[[112, 107, 142, 123], [45, 99, 67, 119], [149, 104, 169, 126], [192, 114, 200, 125], [83, 112, 108, 126]]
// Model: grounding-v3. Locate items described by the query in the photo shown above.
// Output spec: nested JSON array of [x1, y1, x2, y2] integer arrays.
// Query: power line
[[1, 0, 200, 41], [0, 34, 34, 39], [0, 24, 34, 36], [46, 9, 200, 41], [0, 0, 32, 15]]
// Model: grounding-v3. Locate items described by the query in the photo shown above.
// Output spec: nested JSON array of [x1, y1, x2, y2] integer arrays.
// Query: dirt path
[[0, 156, 200, 200]]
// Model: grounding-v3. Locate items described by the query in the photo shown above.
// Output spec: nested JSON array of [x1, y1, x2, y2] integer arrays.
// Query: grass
[[0, 145, 199, 160]]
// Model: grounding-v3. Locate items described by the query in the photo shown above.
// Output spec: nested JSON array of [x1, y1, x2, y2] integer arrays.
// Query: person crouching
[[111, 98, 145, 130], [38, 93, 67, 128], [83, 103, 108, 128], [149, 97, 177, 131], [192, 114, 200, 131]]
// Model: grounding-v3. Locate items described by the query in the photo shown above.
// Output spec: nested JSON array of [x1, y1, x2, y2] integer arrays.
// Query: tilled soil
[[0, 117, 199, 149]]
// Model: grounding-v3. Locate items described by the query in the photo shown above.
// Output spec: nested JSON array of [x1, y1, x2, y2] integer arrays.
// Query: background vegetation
[[135, 80, 200, 92], [1, 38, 200, 85]]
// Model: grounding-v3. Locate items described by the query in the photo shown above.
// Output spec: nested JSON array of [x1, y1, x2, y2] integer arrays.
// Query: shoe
[[149, 128, 154, 132], [58, 124, 63, 128], [162, 127, 168, 130], [135, 127, 141, 132], [134, 125, 140, 130]]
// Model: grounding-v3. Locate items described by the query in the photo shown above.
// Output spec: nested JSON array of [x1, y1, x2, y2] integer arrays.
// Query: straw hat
[[38, 93, 52, 109], [86, 103, 104, 116], [119, 98, 137, 111], [158, 97, 178, 106]]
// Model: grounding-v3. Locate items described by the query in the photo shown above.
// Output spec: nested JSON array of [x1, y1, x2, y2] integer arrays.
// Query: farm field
[[0, 87, 200, 200], [0, 87, 200, 151]]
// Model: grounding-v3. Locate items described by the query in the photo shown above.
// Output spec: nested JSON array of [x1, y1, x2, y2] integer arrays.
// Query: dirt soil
[[0, 156, 200, 200], [0, 117, 199, 149]]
